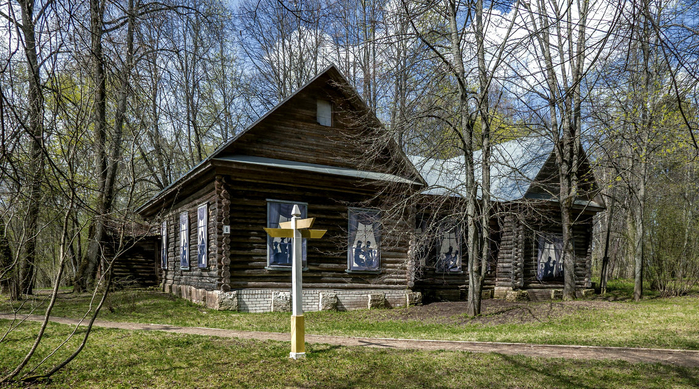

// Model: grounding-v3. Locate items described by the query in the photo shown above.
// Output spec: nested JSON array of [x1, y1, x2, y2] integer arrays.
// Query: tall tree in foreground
[[519, 0, 617, 299], [16, 0, 47, 296], [400, 0, 518, 315]]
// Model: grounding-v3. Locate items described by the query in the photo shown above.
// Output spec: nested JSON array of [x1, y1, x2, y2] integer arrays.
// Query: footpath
[[2, 313, 699, 368]]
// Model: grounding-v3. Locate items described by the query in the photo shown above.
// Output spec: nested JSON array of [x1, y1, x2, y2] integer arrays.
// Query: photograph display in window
[[180, 212, 189, 269], [161, 221, 167, 269], [348, 209, 381, 272], [415, 215, 433, 267], [267, 201, 307, 267], [197, 204, 207, 268], [436, 224, 461, 272], [537, 234, 563, 280]]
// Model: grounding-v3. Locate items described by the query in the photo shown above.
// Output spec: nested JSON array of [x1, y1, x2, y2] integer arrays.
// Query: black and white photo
[[348, 208, 381, 272]]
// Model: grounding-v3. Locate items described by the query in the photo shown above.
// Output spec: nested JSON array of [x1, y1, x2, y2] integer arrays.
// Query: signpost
[[263, 204, 326, 359]]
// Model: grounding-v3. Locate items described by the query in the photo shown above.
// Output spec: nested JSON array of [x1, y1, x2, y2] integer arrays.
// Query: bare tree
[[238, 0, 333, 107], [396, 0, 520, 315], [517, 0, 618, 299]]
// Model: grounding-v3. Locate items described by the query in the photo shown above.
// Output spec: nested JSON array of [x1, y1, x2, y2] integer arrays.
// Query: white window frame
[[317, 99, 332, 127], [197, 203, 208, 269]]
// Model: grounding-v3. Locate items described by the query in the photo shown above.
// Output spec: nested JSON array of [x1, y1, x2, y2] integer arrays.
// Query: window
[[180, 212, 189, 270], [537, 234, 563, 281], [436, 223, 461, 273], [267, 200, 307, 269], [161, 220, 167, 270], [317, 99, 332, 126], [197, 204, 208, 268], [347, 208, 381, 272]]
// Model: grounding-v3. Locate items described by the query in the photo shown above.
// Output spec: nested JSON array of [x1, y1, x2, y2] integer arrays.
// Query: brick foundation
[[168, 285, 422, 313]]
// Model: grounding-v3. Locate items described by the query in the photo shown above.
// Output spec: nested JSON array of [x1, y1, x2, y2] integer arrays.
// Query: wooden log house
[[136, 66, 426, 312], [136, 66, 604, 311], [409, 137, 604, 302]]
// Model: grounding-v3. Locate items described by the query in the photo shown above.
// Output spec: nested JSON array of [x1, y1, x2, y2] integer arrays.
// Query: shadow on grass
[[307, 344, 343, 354], [496, 353, 597, 389], [496, 352, 699, 388]]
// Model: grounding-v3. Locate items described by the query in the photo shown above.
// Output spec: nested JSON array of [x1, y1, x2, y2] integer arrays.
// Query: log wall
[[162, 181, 222, 291], [224, 177, 412, 290], [108, 237, 159, 288], [517, 209, 594, 289]]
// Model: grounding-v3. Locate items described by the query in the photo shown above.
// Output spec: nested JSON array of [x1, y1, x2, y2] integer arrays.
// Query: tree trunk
[[74, 0, 107, 293], [600, 196, 614, 294], [633, 0, 651, 302], [75, 0, 135, 292], [469, 0, 491, 317], [0, 216, 14, 296], [18, 0, 45, 297]]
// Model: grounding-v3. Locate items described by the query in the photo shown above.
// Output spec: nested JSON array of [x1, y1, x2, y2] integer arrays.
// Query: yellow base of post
[[290, 315, 305, 359]]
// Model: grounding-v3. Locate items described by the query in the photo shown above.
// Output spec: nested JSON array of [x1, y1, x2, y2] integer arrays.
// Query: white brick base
[[167, 285, 422, 313]]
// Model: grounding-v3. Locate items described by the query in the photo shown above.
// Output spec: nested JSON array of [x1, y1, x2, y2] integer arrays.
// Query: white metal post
[[289, 204, 305, 359], [291, 205, 303, 316]]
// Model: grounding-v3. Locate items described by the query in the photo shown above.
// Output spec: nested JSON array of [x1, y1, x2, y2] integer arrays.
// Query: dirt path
[[3, 313, 699, 368]]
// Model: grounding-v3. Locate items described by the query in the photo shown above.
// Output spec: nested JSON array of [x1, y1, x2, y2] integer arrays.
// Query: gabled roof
[[214, 155, 422, 185], [409, 136, 553, 201], [137, 65, 424, 216], [408, 136, 603, 210]]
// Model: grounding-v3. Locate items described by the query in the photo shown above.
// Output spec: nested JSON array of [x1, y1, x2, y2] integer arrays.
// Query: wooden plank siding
[[216, 71, 419, 182], [516, 207, 594, 289], [495, 214, 522, 289], [223, 177, 412, 290], [409, 198, 509, 301], [162, 181, 221, 291], [106, 237, 159, 288]]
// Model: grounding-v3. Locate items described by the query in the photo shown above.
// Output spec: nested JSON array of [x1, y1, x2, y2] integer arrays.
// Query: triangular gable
[[524, 143, 604, 208], [209, 65, 424, 185], [137, 66, 424, 216]]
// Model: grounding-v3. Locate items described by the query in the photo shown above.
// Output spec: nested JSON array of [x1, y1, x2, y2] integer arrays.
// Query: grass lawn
[[1, 320, 698, 388], [2, 279, 698, 350]]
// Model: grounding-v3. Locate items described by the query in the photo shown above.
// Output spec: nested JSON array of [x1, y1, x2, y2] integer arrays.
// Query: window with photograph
[[537, 233, 564, 281], [436, 223, 462, 273], [180, 212, 189, 270], [347, 208, 381, 272], [161, 220, 167, 270], [197, 204, 208, 268], [267, 200, 307, 268]]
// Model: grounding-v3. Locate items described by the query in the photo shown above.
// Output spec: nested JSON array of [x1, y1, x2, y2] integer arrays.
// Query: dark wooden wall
[[412, 221, 500, 301], [105, 236, 159, 288], [521, 211, 593, 289], [494, 206, 594, 290], [223, 175, 412, 290], [495, 214, 524, 290], [162, 181, 222, 291]]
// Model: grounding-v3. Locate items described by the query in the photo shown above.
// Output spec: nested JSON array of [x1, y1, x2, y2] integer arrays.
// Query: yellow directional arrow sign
[[279, 217, 315, 229], [263, 227, 326, 239], [300, 229, 326, 239], [263, 228, 294, 238]]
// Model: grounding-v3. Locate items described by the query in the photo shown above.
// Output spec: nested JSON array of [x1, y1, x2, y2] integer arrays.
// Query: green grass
[[2, 280, 699, 350], [1, 320, 698, 388]]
